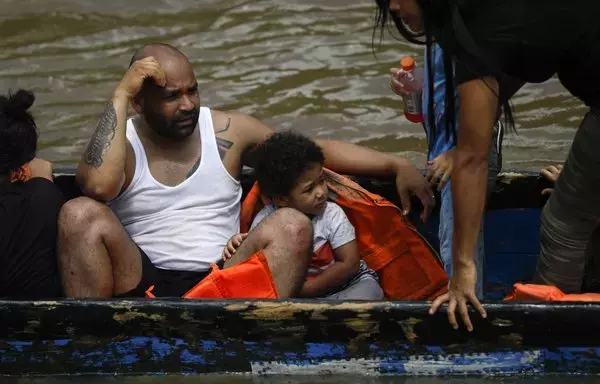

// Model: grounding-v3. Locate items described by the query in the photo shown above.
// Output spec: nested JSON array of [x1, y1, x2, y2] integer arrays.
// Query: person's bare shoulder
[[210, 109, 273, 167], [211, 110, 272, 138]]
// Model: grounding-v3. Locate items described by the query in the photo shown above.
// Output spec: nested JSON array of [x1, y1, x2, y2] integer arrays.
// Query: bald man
[[57, 43, 434, 298]]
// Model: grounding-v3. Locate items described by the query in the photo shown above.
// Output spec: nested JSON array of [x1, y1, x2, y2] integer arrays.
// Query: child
[[0, 89, 65, 299], [223, 131, 384, 300], [390, 43, 504, 299]]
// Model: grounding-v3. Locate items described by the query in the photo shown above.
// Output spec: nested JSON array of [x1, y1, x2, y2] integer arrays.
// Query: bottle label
[[403, 90, 422, 115]]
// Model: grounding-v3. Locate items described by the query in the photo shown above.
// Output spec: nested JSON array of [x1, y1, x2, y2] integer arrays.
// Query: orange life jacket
[[504, 283, 600, 302], [240, 168, 448, 300]]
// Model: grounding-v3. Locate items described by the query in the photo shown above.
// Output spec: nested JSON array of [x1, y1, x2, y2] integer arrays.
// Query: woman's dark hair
[[255, 130, 325, 199], [0, 89, 38, 174], [373, 0, 514, 151]]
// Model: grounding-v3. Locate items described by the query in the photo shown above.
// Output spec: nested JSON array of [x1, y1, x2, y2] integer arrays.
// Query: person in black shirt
[[373, 0, 600, 330], [0, 89, 65, 299]]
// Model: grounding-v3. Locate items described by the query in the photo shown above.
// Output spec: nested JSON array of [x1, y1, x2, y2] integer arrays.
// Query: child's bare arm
[[299, 240, 361, 298], [222, 233, 248, 261]]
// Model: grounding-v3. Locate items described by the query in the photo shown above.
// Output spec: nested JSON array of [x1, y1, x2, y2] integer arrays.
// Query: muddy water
[[0, 0, 584, 171]]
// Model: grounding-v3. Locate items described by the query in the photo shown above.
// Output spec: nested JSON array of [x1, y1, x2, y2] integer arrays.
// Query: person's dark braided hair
[[0, 89, 37, 175]]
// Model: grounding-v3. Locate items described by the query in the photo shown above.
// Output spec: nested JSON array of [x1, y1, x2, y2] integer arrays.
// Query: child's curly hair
[[255, 130, 324, 199]]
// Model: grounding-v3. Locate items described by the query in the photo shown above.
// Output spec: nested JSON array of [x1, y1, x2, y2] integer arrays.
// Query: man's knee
[[58, 197, 118, 251], [59, 197, 108, 228], [261, 208, 313, 297], [270, 207, 313, 245]]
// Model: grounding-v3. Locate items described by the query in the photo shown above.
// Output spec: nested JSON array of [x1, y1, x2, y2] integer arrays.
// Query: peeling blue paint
[[545, 348, 600, 373], [0, 356, 17, 364], [425, 346, 444, 354], [3, 336, 600, 376], [7, 341, 33, 352], [200, 340, 218, 350], [150, 339, 177, 360], [53, 339, 71, 347], [0, 336, 597, 373], [306, 343, 346, 358], [180, 349, 206, 365]]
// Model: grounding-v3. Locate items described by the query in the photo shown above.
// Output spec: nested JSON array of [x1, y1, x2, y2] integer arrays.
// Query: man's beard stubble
[[142, 107, 200, 141]]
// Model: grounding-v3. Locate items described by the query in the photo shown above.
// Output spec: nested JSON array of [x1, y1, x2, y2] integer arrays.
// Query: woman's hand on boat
[[394, 159, 435, 223], [222, 233, 248, 260], [429, 262, 487, 332], [426, 149, 454, 190], [114, 56, 167, 100], [541, 164, 563, 195]]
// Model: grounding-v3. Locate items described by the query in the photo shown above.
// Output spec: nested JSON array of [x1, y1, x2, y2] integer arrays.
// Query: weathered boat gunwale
[[2, 298, 600, 377]]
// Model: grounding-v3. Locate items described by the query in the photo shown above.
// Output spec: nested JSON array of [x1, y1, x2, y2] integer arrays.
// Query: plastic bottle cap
[[400, 56, 415, 71]]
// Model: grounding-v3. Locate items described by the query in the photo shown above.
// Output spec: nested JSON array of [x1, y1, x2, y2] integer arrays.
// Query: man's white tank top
[[109, 107, 242, 272]]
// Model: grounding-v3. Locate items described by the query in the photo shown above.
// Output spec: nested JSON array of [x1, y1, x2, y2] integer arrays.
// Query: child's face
[[280, 163, 328, 216]]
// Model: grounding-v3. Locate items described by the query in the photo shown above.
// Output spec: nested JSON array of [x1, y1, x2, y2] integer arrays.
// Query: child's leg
[[323, 262, 384, 300], [324, 276, 384, 300]]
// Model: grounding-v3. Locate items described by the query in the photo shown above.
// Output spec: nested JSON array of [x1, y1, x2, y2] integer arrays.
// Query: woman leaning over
[[373, 0, 600, 330]]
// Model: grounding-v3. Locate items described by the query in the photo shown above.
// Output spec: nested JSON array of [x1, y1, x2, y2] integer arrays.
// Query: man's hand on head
[[115, 57, 166, 101]]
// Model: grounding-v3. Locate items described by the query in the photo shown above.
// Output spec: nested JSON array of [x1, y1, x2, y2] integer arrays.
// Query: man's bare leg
[[224, 208, 312, 298], [57, 197, 143, 297]]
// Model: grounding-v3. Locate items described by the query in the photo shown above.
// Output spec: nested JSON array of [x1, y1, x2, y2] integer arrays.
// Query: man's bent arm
[[231, 111, 413, 176], [76, 57, 165, 201], [316, 139, 434, 220], [315, 139, 410, 176], [76, 94, 128, 202]]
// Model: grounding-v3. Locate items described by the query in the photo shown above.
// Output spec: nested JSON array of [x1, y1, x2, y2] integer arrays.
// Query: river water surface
[[0, 0, 584, 171]]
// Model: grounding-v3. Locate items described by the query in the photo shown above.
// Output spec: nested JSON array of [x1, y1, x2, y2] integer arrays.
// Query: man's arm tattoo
[[83, 103, 117, 168], [215, 117, 231, 134], [217, 137, 233, 160], [188, 134, 233, 177]]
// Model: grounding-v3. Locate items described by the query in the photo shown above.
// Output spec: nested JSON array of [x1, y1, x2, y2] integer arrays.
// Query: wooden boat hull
[[3, 166, 598, 378], [2, 299, 600, 377]]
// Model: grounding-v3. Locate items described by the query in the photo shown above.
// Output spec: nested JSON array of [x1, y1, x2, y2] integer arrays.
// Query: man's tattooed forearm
[[216, 137, 233, 160], [83, 103, 117, 168]]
